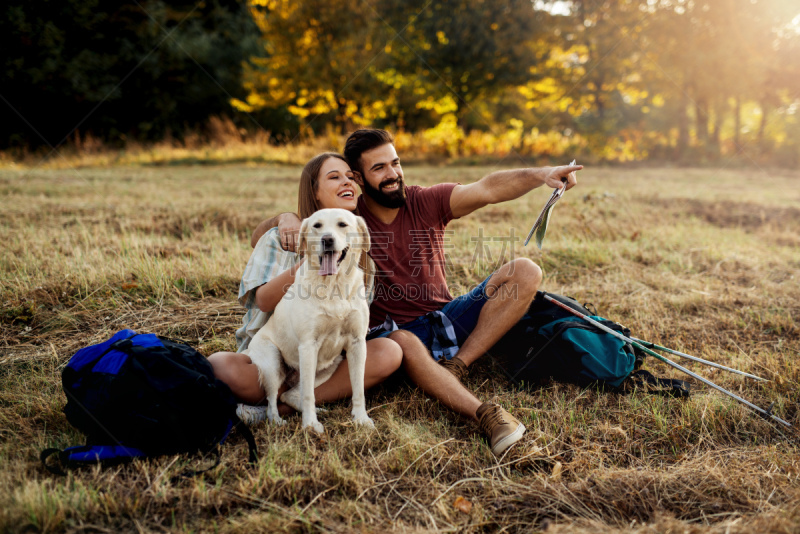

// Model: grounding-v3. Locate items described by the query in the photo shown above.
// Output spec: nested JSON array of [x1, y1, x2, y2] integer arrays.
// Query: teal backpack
[[490, 291, 689, 396]]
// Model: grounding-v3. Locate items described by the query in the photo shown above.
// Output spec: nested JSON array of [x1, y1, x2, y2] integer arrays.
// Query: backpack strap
[[41, 444, 147, 475], [40, 448, 68, 476], [171, 447, 223, 481], [626, 369, 691, 398], [43, 434, 257, 479], [236, 420, 259, 464], [170, 421, 258, 481]]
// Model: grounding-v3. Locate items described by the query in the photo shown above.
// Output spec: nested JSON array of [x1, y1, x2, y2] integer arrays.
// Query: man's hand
[[543, 164, 582, 191], [450, 163, 583, 219], [277, 213, 302, 252]]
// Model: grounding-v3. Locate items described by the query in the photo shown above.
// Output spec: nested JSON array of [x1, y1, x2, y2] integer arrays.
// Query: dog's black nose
[[321, 234, 335, 251]]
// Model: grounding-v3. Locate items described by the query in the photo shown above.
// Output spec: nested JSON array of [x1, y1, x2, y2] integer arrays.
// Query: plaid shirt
[[234, 228, 298, 352], [367, 311, 460, 361]]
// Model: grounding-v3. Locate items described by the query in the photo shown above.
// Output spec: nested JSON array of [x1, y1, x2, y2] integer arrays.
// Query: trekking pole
[[541, 294, 792, 428], [631, 338, 768, 382]]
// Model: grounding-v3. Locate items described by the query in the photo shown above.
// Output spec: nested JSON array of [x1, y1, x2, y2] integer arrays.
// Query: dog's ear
[[298, 218, 310, 255], [355, 216, 370, 252]]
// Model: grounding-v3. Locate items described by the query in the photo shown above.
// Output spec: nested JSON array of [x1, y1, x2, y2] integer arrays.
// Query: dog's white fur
[[247, 208, 373, 433]]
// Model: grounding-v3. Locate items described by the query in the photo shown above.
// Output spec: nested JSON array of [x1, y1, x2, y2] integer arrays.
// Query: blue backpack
[[490, 291, 689, 396], [42, 329, 257, 474]]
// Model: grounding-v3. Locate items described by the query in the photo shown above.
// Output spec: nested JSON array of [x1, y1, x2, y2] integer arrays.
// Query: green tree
[[641, 0, 796, 160], [235, 0, 384, 134], [376, 0, 544, 131], [1, 0, 260, 148]]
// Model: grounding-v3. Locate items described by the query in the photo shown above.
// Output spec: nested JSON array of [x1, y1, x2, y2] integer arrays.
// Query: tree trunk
[[757, 101, 769, 153], [596, 86, 605, 123], [338, 103, 349, 135], [676, 80, 689, 159], [734, 96, 741, 150], [455, 102, 469, 157], [593, 70, 606, 125], [709, 100, 722, 159], [456, 102, 471, 134], [695, 98, 708, 146]]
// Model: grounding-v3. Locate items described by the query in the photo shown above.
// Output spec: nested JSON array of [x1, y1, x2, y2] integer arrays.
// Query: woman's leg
[[208, 351, 265, 405], [209, 351, 295, 417], [312, 337, 403, 403], [208, 336, 402, 406]]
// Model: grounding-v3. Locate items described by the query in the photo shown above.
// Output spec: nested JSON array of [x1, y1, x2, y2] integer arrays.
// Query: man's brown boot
[[439, 357, 468, 382], [476, 402, 526, 456]]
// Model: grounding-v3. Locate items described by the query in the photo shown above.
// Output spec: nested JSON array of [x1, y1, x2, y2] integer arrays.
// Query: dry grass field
[[1, 161, 799, 533]]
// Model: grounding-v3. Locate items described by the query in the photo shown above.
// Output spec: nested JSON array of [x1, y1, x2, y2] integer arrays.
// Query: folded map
[[523, 159, 576, 249]]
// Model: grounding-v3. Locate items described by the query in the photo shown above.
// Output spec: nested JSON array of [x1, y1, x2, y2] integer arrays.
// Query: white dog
[[247, 208, 374, 433]]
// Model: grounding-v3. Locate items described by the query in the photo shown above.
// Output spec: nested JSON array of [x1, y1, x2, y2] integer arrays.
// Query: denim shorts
[[370, 276, 491, 354]]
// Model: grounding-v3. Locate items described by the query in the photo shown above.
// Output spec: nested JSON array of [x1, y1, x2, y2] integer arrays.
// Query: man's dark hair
[[344, 129, 394, 174]]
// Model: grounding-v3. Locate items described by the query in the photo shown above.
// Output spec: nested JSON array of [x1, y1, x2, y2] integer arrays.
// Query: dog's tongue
[[319, 252, 338, 276]]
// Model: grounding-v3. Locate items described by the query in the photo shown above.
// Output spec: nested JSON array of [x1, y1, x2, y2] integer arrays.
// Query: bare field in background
[[1, 164, 799, 533]]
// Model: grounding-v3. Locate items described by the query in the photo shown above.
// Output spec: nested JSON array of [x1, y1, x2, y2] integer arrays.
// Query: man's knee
[[388, 330, 429, 363], [506, 258, 541, 297], [490, 258, 540, 300], [387, 329, 416, 347]]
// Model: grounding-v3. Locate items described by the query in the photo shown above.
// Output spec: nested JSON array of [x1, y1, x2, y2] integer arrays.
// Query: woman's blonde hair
[[296, 152, 373, 284]]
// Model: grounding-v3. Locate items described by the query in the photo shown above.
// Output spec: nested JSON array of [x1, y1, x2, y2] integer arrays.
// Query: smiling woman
[[316, 159, 358, 209], [298, 153, 358, 218]]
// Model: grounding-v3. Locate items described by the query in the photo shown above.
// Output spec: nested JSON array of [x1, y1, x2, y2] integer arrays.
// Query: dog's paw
[[303, 419, 325, 434], [267, 410, 286, 426], [353, 414, 375, 429], [269, 415, 287, 426]]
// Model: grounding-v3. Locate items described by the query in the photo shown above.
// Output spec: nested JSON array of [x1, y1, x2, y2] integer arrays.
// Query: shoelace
[[478, 405, 507, 436], [441, 358, 468, 381]]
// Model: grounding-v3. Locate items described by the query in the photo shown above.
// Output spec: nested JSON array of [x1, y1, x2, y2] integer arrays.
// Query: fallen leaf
[[551, 461, 563, 480], [526, 445, 544, 456], [453, 495, 472, 514]]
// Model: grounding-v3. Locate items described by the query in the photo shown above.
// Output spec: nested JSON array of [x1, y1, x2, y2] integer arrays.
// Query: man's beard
[[361, 175, 406, 209]]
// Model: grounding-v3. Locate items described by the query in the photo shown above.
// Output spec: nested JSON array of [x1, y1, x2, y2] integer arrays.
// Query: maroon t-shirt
[[357, 183, 458, 328]]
